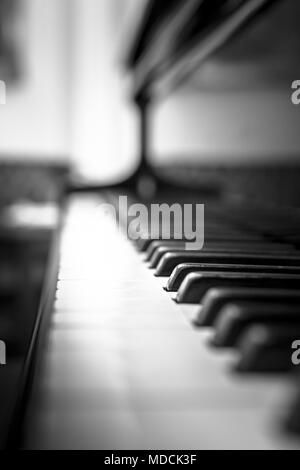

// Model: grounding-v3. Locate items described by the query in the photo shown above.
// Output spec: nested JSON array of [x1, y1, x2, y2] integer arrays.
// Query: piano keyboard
[[23, 193, 300, 449]]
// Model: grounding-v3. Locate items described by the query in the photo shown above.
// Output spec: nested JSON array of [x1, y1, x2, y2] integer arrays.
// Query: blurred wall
[[0, 0, 71, 160], [151, 88, 300, 165], [70, 0, 138, 183]]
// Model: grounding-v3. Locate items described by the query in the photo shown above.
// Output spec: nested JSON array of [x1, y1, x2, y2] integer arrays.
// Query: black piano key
[[150, 244, 295, 268], [155, 253, 300, 277], [211, 302, 300, 348], [136, 232, 269, 252], [195, 288, 300, 327], [176, 272, 300, 304], [135, 221, 238, 250], [146, 241, 187, 260], [235, 323, 300, 373], [144, 236, 283, 258], [136, 237, 153, 252], [166, 263, 300, 292]]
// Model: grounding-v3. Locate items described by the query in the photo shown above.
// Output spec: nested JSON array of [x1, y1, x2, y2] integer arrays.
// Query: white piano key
[[24, 194, 300, 450]]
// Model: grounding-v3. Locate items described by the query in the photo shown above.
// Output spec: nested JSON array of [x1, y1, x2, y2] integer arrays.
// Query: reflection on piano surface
[[1, 0, 300, 449]]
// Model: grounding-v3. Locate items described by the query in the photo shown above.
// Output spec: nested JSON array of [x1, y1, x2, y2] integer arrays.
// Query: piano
[[3, 0, 300, 449]]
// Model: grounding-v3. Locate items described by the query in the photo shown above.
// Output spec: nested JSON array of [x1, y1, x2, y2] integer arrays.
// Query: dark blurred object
[[126, 0, 285, 100], [0, 161, 69, 448], [0, 0, 21, 82], [123, 0, 300, 207], [0, 161, 69, 207], [156, 163, 300, 208], [0, 226, 52, 449]]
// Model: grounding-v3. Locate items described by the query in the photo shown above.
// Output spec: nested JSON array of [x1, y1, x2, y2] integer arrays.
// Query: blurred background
[[0, 0, 137, 183], [1, 0, 300, 185]]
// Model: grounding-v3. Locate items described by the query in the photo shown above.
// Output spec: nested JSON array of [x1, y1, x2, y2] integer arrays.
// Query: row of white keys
[[24, 195, 300, 450]]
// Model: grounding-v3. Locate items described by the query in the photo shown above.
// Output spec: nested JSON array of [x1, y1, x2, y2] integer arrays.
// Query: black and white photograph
[[1, 0, 300, 452]]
